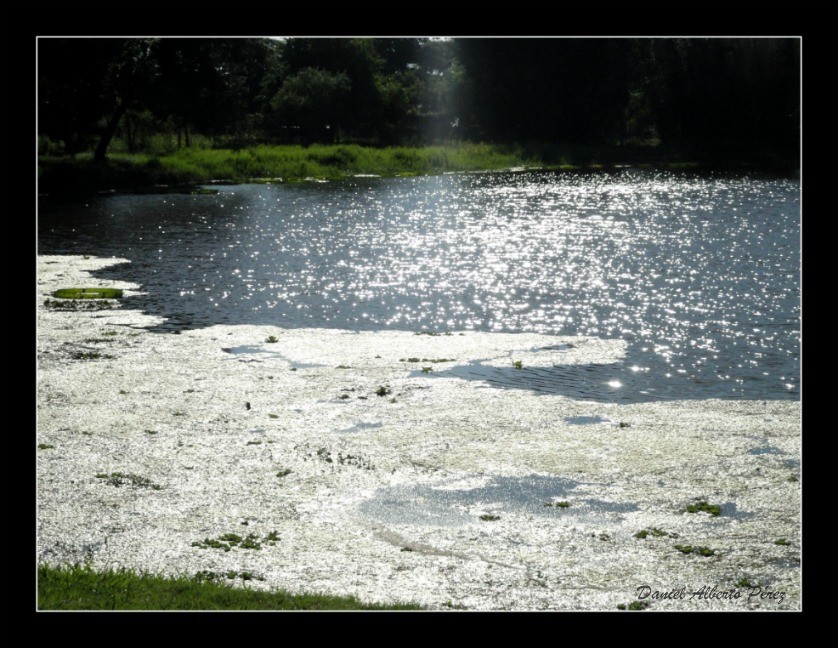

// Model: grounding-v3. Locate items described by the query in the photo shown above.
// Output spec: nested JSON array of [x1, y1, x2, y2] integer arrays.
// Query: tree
[[636, 38, 800, 161], [269, 68, 351, 144], [39, 39, 122, 155], [456, 39, 633, 147], [93, 39, 159, 162]]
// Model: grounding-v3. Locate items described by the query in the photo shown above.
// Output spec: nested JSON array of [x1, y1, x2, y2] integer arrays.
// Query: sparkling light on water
[[39, 170, 800, 400]]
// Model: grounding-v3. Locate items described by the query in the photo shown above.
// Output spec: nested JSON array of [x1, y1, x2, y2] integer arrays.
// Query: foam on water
[[37, 255, 801, 610]]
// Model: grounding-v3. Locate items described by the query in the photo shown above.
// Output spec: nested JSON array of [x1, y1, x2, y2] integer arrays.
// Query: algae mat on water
[[53, 287, 123, 299]]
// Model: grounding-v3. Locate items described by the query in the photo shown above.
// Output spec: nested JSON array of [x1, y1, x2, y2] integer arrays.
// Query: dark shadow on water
[[335, 422, 384, 434], [565, 415, 612, 425], [360, 474, 637, 527], [748, 443, 786, 456], [719, 502, 756, 521], [424, 361, 694, 403]]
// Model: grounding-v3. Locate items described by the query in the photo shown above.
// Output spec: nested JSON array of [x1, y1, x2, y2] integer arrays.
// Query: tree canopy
[[38, 37, 800, 164]]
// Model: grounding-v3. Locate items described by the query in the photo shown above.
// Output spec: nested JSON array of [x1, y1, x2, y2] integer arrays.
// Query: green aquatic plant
[[265, 335, 278, 344], [479, 514, 500, 521], [95, 472, 162, 490], [192, 531, 269, 552], [674, 544, 716, 557], [512, 360, 523, 369], [71, 351, 113, 360], [684, 500, 722, 516], [617, 601, 650, 611], [38, 443, 55, 450], [544, 501, 570, 508], [316, 447, 333, 463], [376, 386, 392, 397], [53, 287, 123, 300], [634, 527, 676, 539], [276, 469, 292, 477]]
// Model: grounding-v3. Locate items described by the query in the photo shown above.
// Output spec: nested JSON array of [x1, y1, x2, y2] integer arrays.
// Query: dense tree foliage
[[38, 37, 800, 164]]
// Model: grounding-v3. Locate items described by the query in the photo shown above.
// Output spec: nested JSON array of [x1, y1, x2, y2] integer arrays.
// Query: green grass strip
[[38, 564, 423, 611]]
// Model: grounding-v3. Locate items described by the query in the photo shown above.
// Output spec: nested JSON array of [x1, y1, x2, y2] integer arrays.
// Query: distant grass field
[[158, 143, 534, 180], [38, 143, 539, 194], [38, 141, 794, 196], [38, 563, 423, 611]]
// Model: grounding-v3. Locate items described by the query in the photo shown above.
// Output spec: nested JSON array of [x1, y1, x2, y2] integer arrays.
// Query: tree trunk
[[94, 102, 128, 164], [185, 123, 190, 148], [125, 115, 135, 152]]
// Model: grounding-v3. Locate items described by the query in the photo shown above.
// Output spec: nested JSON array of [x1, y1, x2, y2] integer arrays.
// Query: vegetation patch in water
[[617, 601, 650, 611], [191, 532, 268, 551], [634, 527, 677, 539], [674, 544, 716, 557], [53, 287, 123, 299], [544, 501, 571, 508], [71, 351, 114, 360], [684, 500, 722, 516], [95, 472, 162, 490]]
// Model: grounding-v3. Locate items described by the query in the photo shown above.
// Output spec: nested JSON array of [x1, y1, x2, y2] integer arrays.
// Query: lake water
[[38, 170, 800, 402]]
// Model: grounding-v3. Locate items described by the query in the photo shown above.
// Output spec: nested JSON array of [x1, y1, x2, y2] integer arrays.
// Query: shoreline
[[37, 255, 801, 610], [37, 144, 799, 196]]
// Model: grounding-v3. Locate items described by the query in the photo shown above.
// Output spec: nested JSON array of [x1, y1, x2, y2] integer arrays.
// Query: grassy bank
[[38, 142, 798, 196], [38, 563, 423, 610], [38, 143, 537, 194]]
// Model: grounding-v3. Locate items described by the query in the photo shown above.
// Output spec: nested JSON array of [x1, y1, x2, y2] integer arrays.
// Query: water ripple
[[39, 170, 800, 401]]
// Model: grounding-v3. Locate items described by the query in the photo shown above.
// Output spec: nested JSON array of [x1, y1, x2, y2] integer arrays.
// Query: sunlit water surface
[[39, 170, 799, 402]]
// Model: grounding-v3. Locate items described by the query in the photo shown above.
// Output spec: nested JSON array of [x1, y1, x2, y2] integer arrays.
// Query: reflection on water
[[39, 170, 800, 401]]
